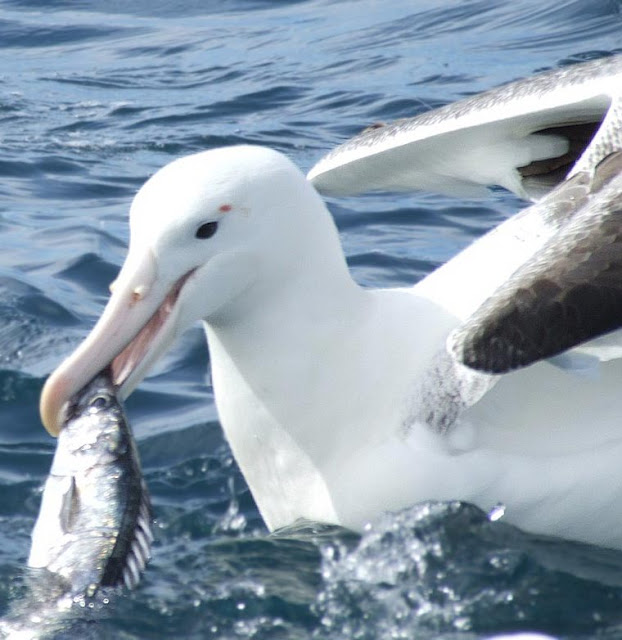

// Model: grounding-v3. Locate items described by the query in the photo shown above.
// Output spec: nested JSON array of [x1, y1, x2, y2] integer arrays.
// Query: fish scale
[[27, 370, 152, 596]]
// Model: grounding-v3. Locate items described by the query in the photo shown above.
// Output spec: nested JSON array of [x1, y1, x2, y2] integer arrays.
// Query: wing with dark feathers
[[450, 151, 622, 373]]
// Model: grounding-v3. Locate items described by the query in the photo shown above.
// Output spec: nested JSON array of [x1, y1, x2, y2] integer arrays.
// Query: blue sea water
[[1, 0, 622, 638]]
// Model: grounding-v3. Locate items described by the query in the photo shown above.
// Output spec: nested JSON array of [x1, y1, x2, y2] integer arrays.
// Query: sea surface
[[1, 0, 622, 638]]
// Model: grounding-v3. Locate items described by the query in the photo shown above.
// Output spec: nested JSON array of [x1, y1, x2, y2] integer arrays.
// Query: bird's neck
[[208, 273, 365, 527], [199, 192, 455, 529], [204, 241, 368, 415], [201, 209, 374, 527]]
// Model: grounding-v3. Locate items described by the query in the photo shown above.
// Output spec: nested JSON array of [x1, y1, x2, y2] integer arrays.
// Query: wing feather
[[450, 151, 622, 373], [309, 56, 622, 201]]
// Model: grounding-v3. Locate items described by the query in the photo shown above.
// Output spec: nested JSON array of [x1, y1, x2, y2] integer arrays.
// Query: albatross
[[40, 55, 622, 548]]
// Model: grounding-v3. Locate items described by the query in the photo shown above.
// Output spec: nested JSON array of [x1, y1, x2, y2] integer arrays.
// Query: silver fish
[[27, 370, 152, 597]]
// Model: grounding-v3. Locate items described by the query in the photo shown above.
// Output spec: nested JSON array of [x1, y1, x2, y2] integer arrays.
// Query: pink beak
[[40, 248, 192, 436]]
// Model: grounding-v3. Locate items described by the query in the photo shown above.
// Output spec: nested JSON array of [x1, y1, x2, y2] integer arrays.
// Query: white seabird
[[40, 56, 622, 549]]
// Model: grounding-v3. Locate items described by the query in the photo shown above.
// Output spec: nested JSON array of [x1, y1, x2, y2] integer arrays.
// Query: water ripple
[[0, 18, 137, 49], [1, 1, 621, 638]]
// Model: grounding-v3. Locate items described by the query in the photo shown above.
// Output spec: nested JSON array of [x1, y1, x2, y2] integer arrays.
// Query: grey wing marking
[[451, 150, 622, 373]]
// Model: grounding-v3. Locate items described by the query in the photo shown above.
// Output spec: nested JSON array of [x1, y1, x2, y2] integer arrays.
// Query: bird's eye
[[195, 221, 218, 239]]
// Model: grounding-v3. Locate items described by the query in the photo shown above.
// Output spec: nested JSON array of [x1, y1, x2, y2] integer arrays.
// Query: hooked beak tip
[[39, 371, 70, 437], [38, 248, 161, 438]]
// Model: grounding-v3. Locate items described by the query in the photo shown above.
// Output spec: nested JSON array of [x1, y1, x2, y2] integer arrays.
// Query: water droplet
[[488, 503, 506, 521]]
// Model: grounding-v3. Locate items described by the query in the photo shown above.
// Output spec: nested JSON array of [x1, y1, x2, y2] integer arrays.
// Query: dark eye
[[90, 395, 110, 411], [195, 221, 218, 239]]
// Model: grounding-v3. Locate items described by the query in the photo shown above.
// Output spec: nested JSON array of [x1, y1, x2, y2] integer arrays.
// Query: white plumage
[[40, 56, 622, 549]]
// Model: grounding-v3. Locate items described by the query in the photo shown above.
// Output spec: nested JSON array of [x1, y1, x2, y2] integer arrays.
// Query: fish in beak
[[40, 248, 194, 436]]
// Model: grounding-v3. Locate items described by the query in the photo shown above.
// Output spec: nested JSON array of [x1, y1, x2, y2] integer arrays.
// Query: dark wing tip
[[452, 282, 570, 374], [452, 151, 622, 375], [454, 275, 622, 374]]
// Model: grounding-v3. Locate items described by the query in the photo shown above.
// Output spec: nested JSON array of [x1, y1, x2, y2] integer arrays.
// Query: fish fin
[[101, 479, 153, 590], [122, 483, 153, 590], [59, 476, 79, 534]]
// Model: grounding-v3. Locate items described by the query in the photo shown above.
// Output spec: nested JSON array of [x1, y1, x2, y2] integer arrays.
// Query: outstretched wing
[[450, 150, 622, 373], [309, 53, 622, 375], [308, 55, 622, 201]]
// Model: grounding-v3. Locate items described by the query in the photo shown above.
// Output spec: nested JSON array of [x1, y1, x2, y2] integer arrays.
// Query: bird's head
[[40, 145, 325, 435]]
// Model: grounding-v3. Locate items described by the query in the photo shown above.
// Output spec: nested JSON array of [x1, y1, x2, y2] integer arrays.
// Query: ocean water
[[1, 0, 622, 638]]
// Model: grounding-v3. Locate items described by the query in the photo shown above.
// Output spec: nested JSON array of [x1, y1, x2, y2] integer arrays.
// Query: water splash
[[314, 502, 622, 639]]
